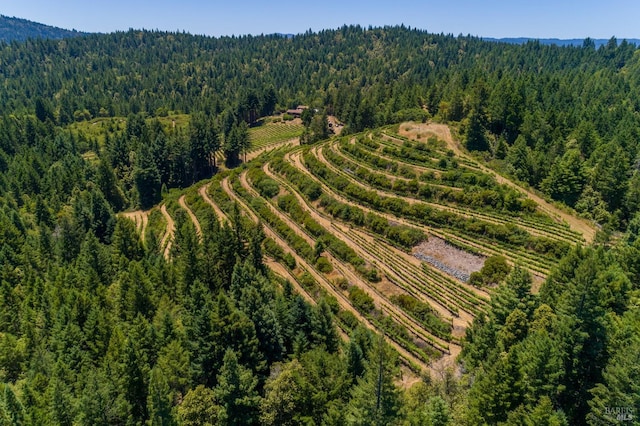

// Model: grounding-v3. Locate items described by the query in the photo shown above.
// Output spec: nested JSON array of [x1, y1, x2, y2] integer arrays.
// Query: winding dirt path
[[338, 138, 582, 242], [178, 195, 202, 239], [220, 175, 431, 373], [198, 183, 229, 223], [307, 146, 553, 275], [401, 123, 597, 243], [332, 141, 462, 192], [265, 259, 316, 305], [120, 210, 149, 242], [266, 259, 350, 342], [160, 204, 175, 260]]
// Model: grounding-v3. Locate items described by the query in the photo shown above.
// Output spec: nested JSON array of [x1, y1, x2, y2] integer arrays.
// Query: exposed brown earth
[[285, 149, 523, 278], [261, 162, 467, 349], [198, 183, 229, 223], [160, 204, 175, 260], [220, 175, 432, 374], [412, 236, 485, 278], [178, 195, 202, 239], [302, 146, 552, 276], [317, 144, 578, 244], [120, 210, 149, 242], [245, 137, 300, 162], [241, 169, 452, 354]]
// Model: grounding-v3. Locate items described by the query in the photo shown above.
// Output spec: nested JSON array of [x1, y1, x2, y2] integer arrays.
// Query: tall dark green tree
[[465, 109, 489, 151], [215, 349, 260, 425], [134, 143, 162, 209], [346, 337, 401, 426]]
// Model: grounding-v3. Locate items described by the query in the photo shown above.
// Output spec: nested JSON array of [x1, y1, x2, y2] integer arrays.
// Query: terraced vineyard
[[122, 122, 596, 377], [248, 118, 304, 149]]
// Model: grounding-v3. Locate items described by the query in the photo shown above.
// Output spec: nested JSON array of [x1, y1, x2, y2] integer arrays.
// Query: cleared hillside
[[124, 122, 594, 377]]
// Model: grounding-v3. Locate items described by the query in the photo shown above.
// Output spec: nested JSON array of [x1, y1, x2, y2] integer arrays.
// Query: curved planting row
[[358, 132, 584, 240], [332, 139, 583, 244], [218, 171, 441, 370], [264, 155, 491, 341], [241, 166, 454, 352], [134, 122, 592, 378], [320, 142, 578, 252], [250, 164, 456, 347], [286, 148, 556, 278], [281, 147, 551, 276], [298, 147, 558, 275]]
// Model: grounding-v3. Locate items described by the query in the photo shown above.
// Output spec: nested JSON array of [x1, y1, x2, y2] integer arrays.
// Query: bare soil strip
[[160, 204, 175, 260], [413, 236, 485, 277], [330, 141, 463, 192], [348, 139, 445, 177], [120, 210, 149, 242], [298, 146, 549, 275], [263, 162, 465, 365], [336, 139, 583, 242], [265, 259, 316, 306], [245, 137, 300, 162], [376, 131, 581, 241], [178, 195, 202, 238], [266, 258, 350, 343], [399, 122, 597, 243], [198, 183, 229, 223]]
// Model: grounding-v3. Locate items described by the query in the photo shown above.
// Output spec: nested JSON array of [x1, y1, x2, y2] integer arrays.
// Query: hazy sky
[[2, 0, 639, 39]]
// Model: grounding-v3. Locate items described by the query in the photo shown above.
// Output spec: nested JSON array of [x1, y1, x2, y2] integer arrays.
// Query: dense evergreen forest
[[0, 25, 639, 425]]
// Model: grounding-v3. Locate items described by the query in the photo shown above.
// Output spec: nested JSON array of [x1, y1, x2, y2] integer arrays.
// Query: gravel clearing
[[412, 236, 485, 282]]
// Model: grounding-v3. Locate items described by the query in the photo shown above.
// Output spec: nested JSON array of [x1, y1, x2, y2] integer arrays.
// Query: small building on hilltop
[[285, 105, 309, 118]]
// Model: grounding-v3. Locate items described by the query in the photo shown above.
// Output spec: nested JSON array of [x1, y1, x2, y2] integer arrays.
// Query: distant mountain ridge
[[485, 37, 640, 48], [0, 15, 88, 42]]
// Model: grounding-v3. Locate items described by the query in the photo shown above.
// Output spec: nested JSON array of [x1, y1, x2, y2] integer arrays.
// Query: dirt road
[[242, 168, 453, 353], [316, 144, 576, 244], [120, 210, 149, 242], [220, 176, 431, 373], [297, 148, 551, 276], [160, 205, 175, 260], [178, 195, 202, 238], [245, 137, 300, 162], [198, 183, 229, 223]]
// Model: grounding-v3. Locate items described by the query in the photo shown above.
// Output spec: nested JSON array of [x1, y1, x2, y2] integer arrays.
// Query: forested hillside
[[0, 25, 639, 425], [0, 15, 87, 42], [1, 26, 639, 229]]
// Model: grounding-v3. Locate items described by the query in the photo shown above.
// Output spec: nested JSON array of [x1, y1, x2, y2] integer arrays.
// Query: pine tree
[[215, 349, 260, 425], [146, 367, 175, 426], [2, 384, 26, 426], [185, 280, 215, 386], [122, 337, 148, 423], [312, 299, 340, 353], [465, 109, 489, 151], [346, 336, 401, 426]]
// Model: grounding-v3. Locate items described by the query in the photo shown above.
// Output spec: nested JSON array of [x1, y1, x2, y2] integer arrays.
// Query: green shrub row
[[303, 151, 570, 260], [327, 145, 535, 214], [389, 294, 452, 341], [318, 194, 426, 249]]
